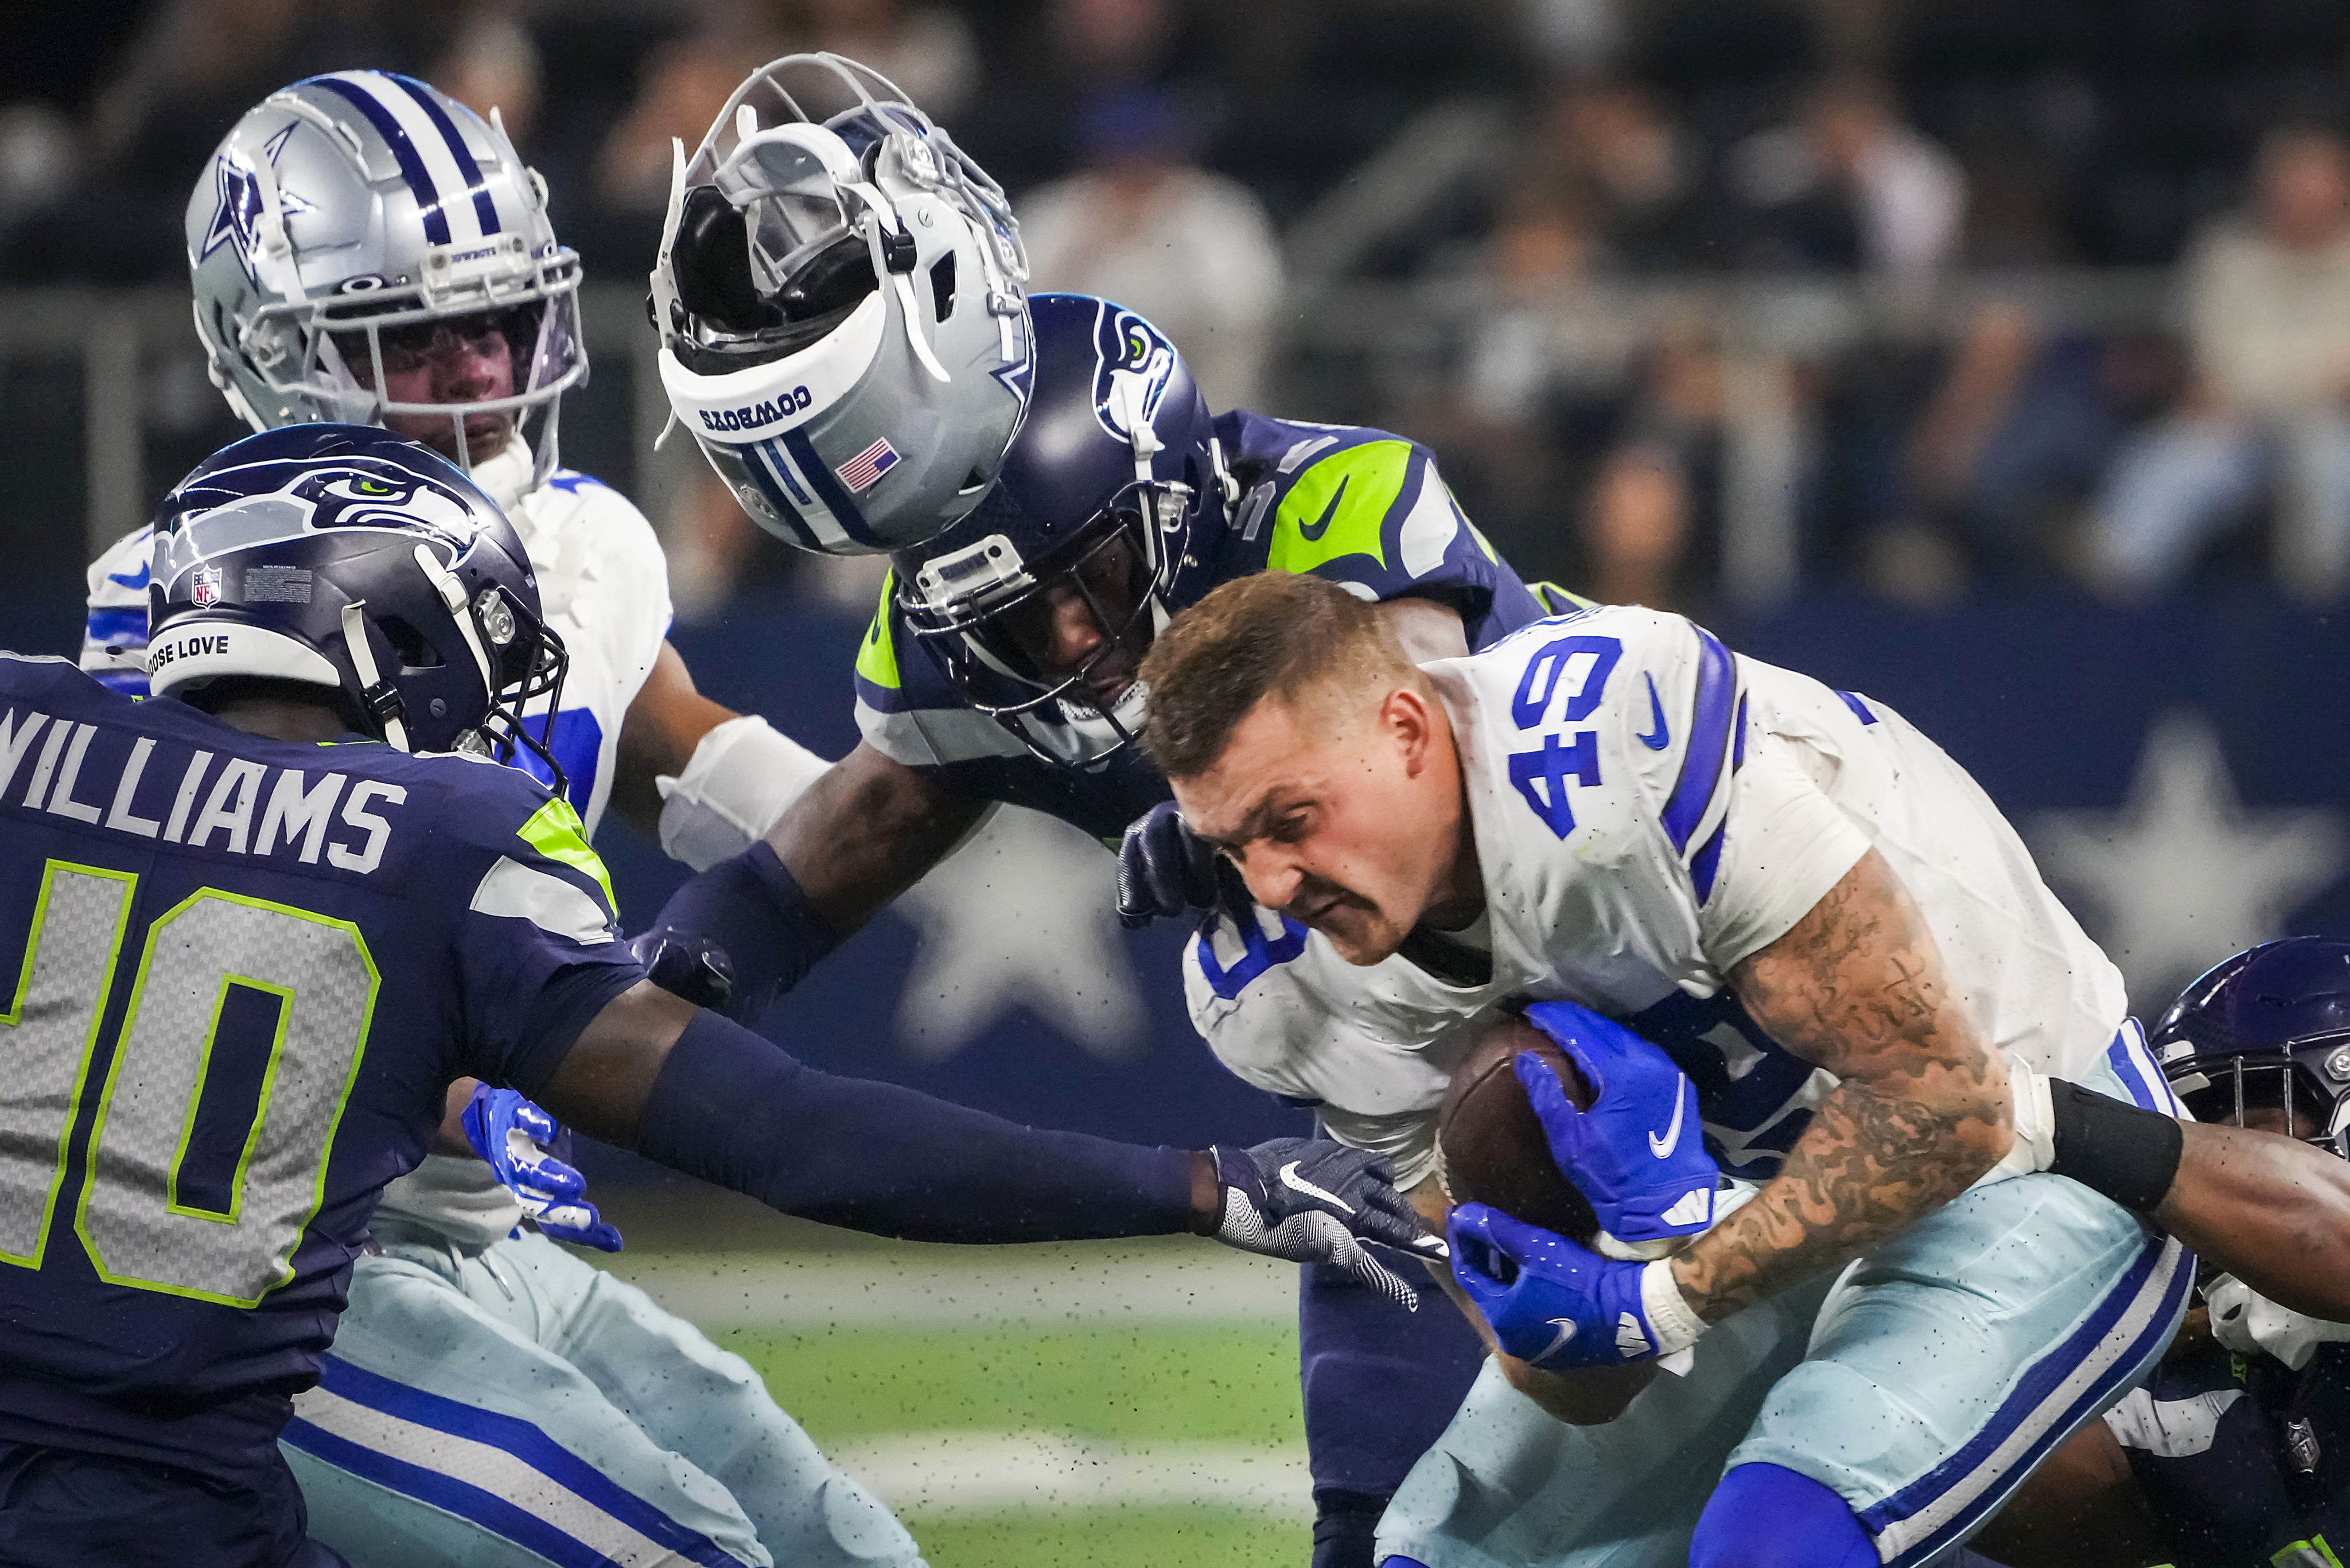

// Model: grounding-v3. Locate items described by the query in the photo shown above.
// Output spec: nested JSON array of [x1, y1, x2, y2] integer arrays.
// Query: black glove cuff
[[2046, 1077, 2185, 1215], [1312, 1488, 1390, 1568]]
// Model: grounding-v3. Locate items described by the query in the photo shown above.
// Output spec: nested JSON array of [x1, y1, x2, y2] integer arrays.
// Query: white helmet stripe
[[753, 441, 852, 551], [306, 74, 453, 246], [386, 73, 501, 236], [318, 72, 489, 244]]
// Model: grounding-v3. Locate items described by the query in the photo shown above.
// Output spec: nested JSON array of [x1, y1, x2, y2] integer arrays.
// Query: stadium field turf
[[724, 1321, 1309, 1566]]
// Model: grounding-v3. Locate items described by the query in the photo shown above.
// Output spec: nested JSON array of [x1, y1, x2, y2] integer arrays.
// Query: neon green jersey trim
[[518, 797, 616, 915], [1266, 442, 1413, 577], [2274, 1536, 2344, 1567], [856, 570, 903, 692]]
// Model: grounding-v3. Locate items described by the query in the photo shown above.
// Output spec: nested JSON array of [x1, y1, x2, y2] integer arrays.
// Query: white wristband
[[655, 715, 832, 871], [1977, 1054, 2057, 1188], [1640, 1259, 1708, 1360]]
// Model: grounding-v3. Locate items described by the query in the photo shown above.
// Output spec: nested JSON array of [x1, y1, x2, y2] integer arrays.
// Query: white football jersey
[[1186, 604, 2127, 1188], [81, 441, 672, 840]]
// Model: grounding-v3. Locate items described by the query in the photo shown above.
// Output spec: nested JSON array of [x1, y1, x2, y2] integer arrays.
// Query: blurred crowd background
[[14, 0, 2350, 621]]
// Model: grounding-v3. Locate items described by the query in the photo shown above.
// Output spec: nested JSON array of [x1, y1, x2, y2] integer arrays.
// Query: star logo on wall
[[889, 806, 1147, 1062], [2033, 711, 2346, 1011]]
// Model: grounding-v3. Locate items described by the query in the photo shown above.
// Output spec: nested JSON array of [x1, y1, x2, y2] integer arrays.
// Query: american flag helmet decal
[[836, 437, 902, 493]]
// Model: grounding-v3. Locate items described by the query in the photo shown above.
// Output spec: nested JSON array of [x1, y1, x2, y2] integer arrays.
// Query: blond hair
[[1138, 572, 1420, 779]]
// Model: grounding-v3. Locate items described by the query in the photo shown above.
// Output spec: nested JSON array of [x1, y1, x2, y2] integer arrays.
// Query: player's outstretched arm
[[1672, 846, 2014, 1324], [640, 741, 988, 1019], [527, 980, 1432, 1278], [2032, 1074, 2350, 1320], [2157, 1120, 2350, 1318], [763, 740, 989, 933]]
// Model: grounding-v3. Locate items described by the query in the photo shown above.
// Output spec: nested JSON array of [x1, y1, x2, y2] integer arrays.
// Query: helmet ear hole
[[374, 615, 445, 672], [674, 186, 772, 330], [929, 253, 956, 322]]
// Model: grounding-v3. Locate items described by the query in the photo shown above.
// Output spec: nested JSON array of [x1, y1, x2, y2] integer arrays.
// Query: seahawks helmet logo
[[1089, 304, 1176, 443], [199, 124, 312, 287], [157, 459, 488, 600]]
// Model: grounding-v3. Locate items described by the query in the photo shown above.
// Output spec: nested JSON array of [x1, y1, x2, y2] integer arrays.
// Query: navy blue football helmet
[[147, 424, 568, 787], [2151, 936, 2350, 1154], [893, 292, 1234, 768]]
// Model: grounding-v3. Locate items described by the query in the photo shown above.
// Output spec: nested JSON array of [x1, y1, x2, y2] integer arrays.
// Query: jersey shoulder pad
[[850, 572, 1026, 769], [2, 649, 120, 710], [523, 473, 669, 596], [1458, 606, 1742, 876], [83, 526, 154, 693], [851, 570, 966, 716], [541, 469, 655, 542], [431, 758, 620, 940], [86, 525, 153, 606], [1228, 418, 1503, 608]]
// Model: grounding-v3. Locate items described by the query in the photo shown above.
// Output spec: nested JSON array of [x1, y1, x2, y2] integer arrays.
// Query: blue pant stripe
[[283, 1417, 624, 1568], [84, 608, 145, 645], [1857, 1232, 2190, 1565], [308, 1356, 741, 1568], [2107, 1022, 2184, 1116]]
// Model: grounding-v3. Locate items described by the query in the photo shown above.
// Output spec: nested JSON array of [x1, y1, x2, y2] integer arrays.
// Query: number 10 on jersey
[[2, 860, 376, 1307]]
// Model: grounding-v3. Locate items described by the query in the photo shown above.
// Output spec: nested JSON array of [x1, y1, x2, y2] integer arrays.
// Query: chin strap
[[843, 182, 951, 386], [411, 543, 500, 702], [1110, 376, 1183, 590], [339, 598, 410, 753]]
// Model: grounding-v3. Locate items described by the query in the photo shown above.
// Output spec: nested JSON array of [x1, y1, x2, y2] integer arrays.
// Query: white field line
[[601, 1247, 1302, 1330], [828, 1431, 1312, 1519]]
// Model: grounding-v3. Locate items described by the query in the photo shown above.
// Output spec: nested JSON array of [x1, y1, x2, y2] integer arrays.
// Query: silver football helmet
[[652, 53, 1031, 555], [186, 71, 586, 493]]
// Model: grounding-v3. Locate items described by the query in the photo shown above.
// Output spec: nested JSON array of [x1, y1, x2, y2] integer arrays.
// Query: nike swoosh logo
[[1648, 1086, 1687, 1159], [1636, 672, 1670, 750], [106, 566, 150, 590], [1297, 476, 1349, 542], [1535, 1317, 1578, 1364], [1279, 1160, 1354, 1213]]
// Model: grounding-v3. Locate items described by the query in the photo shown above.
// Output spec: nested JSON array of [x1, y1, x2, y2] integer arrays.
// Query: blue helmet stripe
[[306, 75, 450, 246], [388, 73, 500, 236], [745, 446, 823, 550], [782, 427, 880, 547]]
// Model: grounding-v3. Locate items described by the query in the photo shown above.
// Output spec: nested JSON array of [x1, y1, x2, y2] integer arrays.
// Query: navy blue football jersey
[[2107, 1336, 2350, 1566], [851, 408, 1580, 840], [0, 653, 642, 1483]]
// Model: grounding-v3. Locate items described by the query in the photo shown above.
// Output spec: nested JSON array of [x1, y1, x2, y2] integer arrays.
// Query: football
[[1436, 1011, 1600, 1243]]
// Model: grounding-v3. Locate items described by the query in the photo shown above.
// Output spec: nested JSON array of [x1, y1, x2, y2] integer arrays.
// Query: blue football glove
[[1211, 1139, 1447, 1309], [1117, 802, 1253, 929], [461, 1085, 624, 1252], [1448, 1201, 1704, 1368], [1518, 1001, 1719, 1250], [631, 926, 741, 1017]]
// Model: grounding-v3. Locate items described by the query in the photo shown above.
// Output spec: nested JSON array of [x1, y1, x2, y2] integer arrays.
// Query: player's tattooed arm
[[1670, 847, 2014, 1323]]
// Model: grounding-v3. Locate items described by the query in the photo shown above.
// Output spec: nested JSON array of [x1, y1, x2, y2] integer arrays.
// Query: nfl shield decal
[[192, 565, 225, 608]]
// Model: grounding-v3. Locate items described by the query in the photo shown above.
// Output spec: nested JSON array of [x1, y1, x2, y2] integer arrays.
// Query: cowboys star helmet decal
[[200, 123, 313, 287]]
